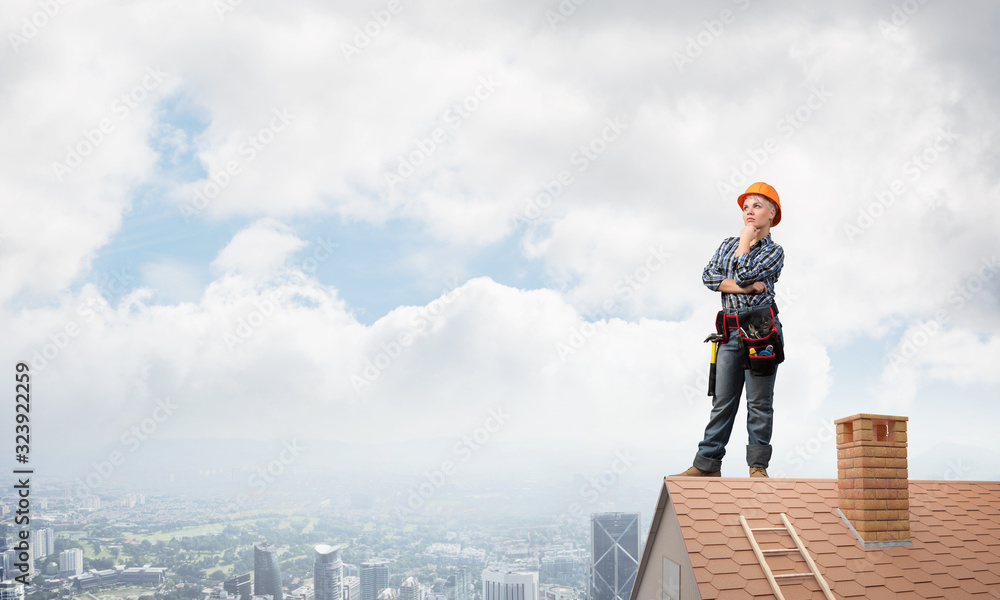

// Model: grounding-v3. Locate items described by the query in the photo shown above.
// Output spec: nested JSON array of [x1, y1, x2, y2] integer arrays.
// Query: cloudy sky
[[2, 0, 999, 488]]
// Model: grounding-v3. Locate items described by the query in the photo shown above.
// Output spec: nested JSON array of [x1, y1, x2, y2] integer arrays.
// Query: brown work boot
[[671, 466, 721, 477], [749, 467, 769, 478]]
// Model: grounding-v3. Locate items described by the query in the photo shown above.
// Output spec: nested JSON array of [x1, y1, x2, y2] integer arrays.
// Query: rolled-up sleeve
[[734, 243, 784, 287]]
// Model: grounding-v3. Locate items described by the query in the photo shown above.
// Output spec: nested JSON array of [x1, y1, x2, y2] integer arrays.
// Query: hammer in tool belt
[[704, 333, 725, 396]]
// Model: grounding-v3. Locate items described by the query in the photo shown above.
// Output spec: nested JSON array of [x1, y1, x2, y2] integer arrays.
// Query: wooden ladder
[[739, 512, 836, 600]]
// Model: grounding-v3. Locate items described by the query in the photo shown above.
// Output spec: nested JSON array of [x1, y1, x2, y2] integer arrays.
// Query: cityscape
[[0, 483, 645, 600]]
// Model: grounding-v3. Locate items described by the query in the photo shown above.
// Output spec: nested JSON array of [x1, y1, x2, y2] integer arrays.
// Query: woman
[[674, 182, 784, 478]]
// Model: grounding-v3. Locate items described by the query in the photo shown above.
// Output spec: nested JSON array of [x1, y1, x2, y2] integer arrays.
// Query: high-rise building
[[59, 548, 84, 578], [590, 513, 640, 600], [28, 531, 41, 566], [399, 577, 420, 600], [482, 569, 538, 600], [359, 559, 389, 600], [30, 528, 54, 561], [314, 545, 343, 600], [225, 573, 253, 600], [6, 548, 31, 580], [43, 528, 55, 557], [0, 581, 25, 600], [2, 550, 14, 580], [342, 576, 361, 600], [444, 568, 470, 600], [254, 542, 284, 600]]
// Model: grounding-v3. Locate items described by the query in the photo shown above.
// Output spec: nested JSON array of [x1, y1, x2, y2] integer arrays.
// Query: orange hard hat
[[737, 182, 781, 226]]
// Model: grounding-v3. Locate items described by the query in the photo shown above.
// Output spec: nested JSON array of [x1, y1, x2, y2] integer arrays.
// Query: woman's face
[[742, 195, 775, 229]]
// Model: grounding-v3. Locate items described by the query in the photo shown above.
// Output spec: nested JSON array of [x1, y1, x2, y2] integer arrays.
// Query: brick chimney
[[835, 413, 911, 547]]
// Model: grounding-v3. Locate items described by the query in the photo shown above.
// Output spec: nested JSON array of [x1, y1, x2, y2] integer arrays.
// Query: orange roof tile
[[630, 478, 1000, 600]]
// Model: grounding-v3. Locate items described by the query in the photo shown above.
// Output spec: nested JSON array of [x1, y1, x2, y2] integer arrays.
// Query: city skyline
[[0, 498, 602, 600], [2, 0, 999, 532]]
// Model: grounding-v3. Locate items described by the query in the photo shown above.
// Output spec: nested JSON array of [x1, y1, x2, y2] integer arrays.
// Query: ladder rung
[[742, 513, 837, 600]]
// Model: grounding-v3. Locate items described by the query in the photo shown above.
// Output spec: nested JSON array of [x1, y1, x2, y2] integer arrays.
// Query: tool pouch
[[714, 310, 729, 344], [735, 306, 784, 376]]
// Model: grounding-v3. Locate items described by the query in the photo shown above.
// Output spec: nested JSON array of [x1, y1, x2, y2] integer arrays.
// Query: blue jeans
[[693, 317, 781, 472]]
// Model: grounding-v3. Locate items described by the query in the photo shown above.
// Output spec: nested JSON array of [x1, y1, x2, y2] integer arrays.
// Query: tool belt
[[714, 305, 784, 376]]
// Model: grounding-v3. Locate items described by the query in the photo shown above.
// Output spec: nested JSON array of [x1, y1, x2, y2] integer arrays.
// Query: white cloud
[[211, 219, 307, 277], [142, 259, 208, 304], [5, 273, 832, 459], [871, 324, 1000, 409]]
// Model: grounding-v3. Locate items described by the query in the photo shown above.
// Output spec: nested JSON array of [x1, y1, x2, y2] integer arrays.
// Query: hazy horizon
[[3, 0, 999, 517]]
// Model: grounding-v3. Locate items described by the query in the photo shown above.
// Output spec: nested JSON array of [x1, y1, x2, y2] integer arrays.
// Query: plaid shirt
[[702, 234, 784, 314]]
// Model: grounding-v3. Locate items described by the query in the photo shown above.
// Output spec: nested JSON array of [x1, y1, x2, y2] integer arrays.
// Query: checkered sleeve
[[734, 240, 784, 287], [702, 238, 737, 291]]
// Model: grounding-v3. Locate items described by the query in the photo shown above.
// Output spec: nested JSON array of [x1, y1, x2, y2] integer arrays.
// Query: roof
[[631, 477, 1000, 600]]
